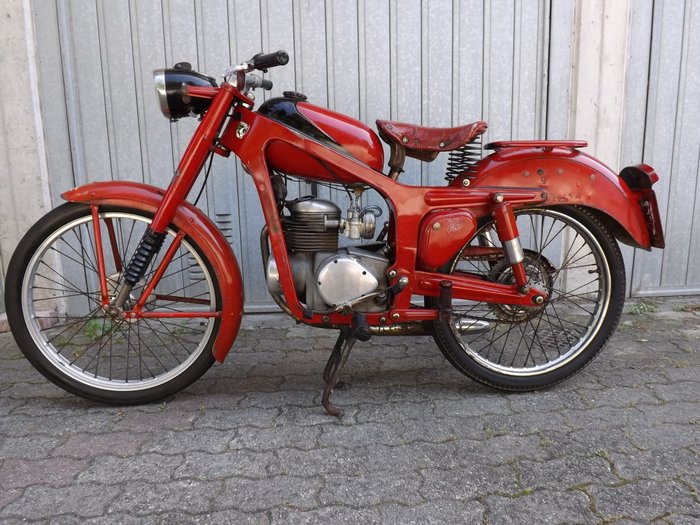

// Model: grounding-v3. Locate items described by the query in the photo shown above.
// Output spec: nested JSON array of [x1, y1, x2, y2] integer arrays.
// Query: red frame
[[64, 79, 664, 360]]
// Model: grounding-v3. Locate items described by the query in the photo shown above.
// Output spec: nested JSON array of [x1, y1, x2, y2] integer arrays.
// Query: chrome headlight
[[153, 65, 218, 120]]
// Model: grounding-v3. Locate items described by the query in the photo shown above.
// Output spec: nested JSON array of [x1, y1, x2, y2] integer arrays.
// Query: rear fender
[[462, 146, 657, 249], [61, 181, 244, 362]]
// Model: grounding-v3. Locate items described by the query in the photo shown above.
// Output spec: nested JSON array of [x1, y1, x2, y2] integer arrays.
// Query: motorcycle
[[4, 50, 665, 416]]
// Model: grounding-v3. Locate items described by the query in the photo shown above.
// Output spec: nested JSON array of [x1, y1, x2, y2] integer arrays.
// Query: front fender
[[463, 146, 653, 249], [61, 181, 244, 362]]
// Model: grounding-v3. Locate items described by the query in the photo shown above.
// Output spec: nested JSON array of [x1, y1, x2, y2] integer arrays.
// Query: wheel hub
[[487, 249, 556, 322]]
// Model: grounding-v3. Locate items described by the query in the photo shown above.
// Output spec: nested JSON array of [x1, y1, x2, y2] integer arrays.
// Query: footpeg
[[438, 280, 452, 320], [351, 312, 371, 342]]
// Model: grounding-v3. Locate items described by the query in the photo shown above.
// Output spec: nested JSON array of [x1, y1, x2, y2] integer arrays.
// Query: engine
[[265, 196, 389, 312]]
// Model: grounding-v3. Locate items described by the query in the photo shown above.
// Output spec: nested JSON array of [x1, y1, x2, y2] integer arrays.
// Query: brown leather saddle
[[376, 119, 487, 179]]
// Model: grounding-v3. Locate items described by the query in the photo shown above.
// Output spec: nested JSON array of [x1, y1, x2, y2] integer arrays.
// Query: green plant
[[673, 304, 700, 313], [625, 301, 657, 315]]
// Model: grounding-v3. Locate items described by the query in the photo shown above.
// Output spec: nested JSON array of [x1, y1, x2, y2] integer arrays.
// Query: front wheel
[[428, 206, 625, 391], [5, 203, 221, 404]]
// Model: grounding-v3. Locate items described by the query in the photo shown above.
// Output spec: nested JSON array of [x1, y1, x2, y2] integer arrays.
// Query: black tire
[[428, 205, 625, 391], [4, 202, 220, 404]]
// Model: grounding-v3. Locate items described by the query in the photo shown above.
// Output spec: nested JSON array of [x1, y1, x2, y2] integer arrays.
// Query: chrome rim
[[22, 211, 216, 392], [447, 209, 611, 376]]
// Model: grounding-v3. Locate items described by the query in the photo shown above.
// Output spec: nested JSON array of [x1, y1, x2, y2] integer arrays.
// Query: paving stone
[[174, 450, 274, 480], [156, 509, 269, 524], [318, 421, 420, 448], [77, 453, 183, 484], [112, 408, 198, 432], [610, 449, 699, 480], [648, 380, 700, 402], [516, 455, 618, 490], [480, 410, 569, 436], [108, 480, 222, 516], [268, 446, 369, 477], [0, 305, 698, 520], [1, 484, 120, 520], [50, 513, 146, 525], [353, 400, 436, 422], [420, 463, 518, 501], [53, 431, 151, 458], [361, 440, 462, 473], [275, 405, 360, 426], [270, 505, 382, 524], [589, 480, 698, 521], [485, 489, 595, 525], [506, 389, 590, 412], [237, 389, 319, 409], [664, 515, 700, 525], [215, 476, 322, 512], [563, 406, 647, 430], [0, 412, 116, 437], [0, 488, 22, 512], [452, 434, 549, 465], [230, 424, 321, 451], [0, 434, 63, 459], [139, 428, 235, 455], [1, 457, 90, 489], [544, 428, 640, 456], [318, 471, 424, 507], [578, 385, 662, 408], [272, 500, 485, 524], [432, 395, 514, 418], [194, 407, 279, 429], [589, 479, 698, 521], [624, 423, 700, 451], [637, 401, 700, 426]]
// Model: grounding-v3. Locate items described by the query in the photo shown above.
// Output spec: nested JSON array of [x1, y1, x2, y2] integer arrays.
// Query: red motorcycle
[[5, 51, 665, 416]]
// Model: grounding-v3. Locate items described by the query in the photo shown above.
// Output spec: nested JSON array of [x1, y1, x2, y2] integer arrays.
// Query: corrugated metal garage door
[[623, 0, 700, 296], [32, 0, 574, 309]]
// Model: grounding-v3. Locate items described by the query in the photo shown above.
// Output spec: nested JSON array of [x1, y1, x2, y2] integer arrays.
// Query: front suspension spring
[[123, 228, 166, 286]]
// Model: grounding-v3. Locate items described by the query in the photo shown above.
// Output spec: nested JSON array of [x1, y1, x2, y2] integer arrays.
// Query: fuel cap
[[283, 91, 308, 101]]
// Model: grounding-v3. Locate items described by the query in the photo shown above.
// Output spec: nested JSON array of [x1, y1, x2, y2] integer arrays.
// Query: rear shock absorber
[[491, 197, 529, 292], [114, 228, 166, 307]]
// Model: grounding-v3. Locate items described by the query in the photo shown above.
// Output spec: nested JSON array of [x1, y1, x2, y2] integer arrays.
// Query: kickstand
[[321, 328, 357, 418]]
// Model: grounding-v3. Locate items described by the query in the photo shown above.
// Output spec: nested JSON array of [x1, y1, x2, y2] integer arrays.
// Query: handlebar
[[223, 50, 289, 92], [245, 74, 273, 91], [249, 50, 289, 71]]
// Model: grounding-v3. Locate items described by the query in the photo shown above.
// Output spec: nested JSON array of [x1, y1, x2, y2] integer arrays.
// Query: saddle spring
[[444, 136, 483, 183]]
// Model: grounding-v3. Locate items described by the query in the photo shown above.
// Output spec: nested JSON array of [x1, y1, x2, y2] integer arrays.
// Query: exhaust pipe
[[370, 318, 490, 336]]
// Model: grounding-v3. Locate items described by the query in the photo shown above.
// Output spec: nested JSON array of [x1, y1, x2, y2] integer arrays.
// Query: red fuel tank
[[257, 96, 384, 182]]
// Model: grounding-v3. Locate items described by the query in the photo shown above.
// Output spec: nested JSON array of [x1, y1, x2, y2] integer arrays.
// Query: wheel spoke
[[440, 208, 615, 377], [20, 209, 218, 394]]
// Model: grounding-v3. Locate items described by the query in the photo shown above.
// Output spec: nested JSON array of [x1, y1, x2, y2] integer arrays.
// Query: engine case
[[266, 246, 389, 312]]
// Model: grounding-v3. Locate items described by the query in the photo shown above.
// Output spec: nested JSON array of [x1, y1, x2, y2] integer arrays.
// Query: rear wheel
[[428, 206, 625, 391], [5, 203, 220, 404]]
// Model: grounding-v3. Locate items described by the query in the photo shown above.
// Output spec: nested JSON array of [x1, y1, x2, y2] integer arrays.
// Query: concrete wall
[[0, 0, 53, 306]]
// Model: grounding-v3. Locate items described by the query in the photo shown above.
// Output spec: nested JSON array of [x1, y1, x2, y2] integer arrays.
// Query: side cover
[[462, 144, 663, 249], [61, 181, 244, 362]]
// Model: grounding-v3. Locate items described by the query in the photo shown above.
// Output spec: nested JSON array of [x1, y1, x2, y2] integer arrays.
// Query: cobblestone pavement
[[0, 298, 698, 524]]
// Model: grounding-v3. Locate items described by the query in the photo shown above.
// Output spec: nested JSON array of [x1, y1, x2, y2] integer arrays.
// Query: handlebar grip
[[250, 50, 289, 71], [244, 74, 274, 90]]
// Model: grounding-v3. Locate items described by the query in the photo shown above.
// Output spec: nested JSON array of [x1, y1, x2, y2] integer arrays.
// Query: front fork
[[109, 84, 237, 311]]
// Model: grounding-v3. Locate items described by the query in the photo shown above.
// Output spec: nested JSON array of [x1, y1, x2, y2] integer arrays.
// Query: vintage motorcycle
[[5, 50, 665, 416]]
